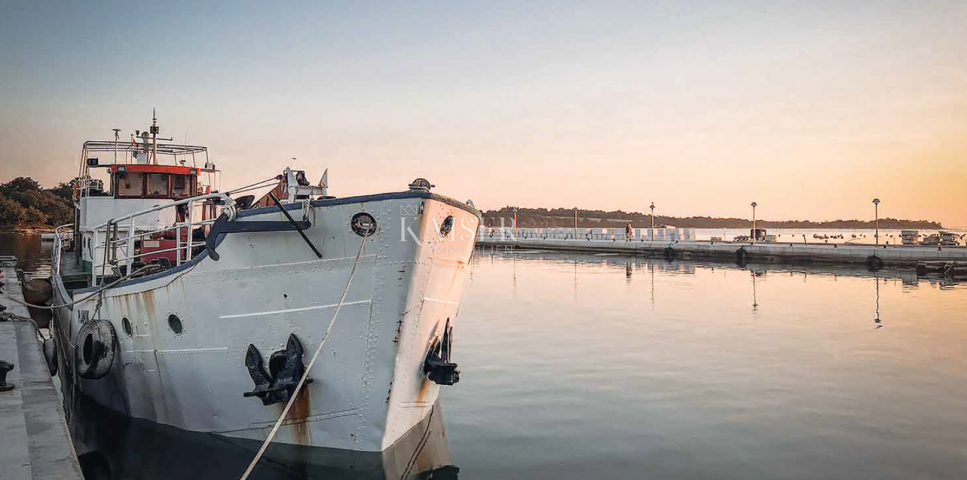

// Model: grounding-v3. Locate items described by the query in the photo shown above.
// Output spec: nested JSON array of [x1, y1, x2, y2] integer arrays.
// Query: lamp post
[[512, 207, 519, 238], [873, 198, 880, 247], [751, 202, 758, 245], [573, 207, 578, 238], [650, 202, 656, 229]]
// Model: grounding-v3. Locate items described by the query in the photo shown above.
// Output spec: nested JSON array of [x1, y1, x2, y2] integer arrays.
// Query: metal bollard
[[0, 360, 14, 392]]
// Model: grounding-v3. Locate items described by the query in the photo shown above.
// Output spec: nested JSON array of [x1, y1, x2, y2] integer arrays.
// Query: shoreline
[[0, 227, 56, 234]]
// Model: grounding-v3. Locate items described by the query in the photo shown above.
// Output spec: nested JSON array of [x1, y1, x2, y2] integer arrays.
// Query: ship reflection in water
[[72, 393, 457, 480]]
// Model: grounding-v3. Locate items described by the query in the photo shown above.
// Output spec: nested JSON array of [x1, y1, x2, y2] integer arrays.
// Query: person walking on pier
[[626, 223, 634, 242]]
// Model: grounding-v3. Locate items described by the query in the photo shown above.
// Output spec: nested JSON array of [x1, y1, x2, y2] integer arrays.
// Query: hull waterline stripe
[[219, 299, 372, 319]]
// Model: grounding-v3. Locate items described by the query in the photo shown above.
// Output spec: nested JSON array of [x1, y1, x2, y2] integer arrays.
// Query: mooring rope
[[225, 176, 280, 196], [1, 265, 152, 311], [239, 235, 368, 480]]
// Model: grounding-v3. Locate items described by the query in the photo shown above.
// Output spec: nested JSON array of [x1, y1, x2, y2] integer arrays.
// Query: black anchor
[[243, 334, 312, 406]]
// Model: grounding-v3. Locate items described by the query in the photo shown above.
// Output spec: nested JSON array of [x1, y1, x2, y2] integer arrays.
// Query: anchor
[[423, 319, 459, 386], [243, 334, 312, 406]]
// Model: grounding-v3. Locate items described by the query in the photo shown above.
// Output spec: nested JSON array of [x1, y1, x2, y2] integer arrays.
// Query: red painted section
[[140, 239, 183, 264], [109, 165, 200, 176], [255, 183, 286, 209]]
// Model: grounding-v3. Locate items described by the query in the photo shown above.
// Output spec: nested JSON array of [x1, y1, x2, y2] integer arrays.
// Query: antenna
[[150, 108, 160, 164], [112, 128, 121, 164]]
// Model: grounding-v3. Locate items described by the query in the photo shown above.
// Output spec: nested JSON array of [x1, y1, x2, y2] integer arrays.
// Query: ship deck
[[57, 250, 89, 289]]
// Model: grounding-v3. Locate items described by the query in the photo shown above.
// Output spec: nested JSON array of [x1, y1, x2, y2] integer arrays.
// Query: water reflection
[[473, 247, 964, 336], [477, 247, 934, 285], [452, 249, 967, 479], [874, 275, 883, 329], [751, 269, 760, 313], [0, 232, 53, 276], [72, 392, 455, 480]]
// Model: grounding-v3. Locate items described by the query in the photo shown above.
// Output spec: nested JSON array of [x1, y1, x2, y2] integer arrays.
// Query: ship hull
[[52, 191, 479, 452], [70, 390, 454, 480]]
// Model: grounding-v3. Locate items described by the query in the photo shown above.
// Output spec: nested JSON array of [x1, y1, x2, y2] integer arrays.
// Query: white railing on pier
[[477, 227, 697, 242]]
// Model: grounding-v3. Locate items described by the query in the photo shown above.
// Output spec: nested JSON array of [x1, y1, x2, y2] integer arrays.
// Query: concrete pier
[[476, 237, 967, 268], [0, 262, 83, 480]]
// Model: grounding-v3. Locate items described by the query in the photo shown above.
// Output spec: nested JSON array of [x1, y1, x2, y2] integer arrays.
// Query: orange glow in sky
[[1, 1, 965, 226]]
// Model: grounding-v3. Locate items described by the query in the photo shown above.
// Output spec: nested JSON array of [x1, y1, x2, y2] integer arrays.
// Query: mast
[[150, 109, 159, 164]]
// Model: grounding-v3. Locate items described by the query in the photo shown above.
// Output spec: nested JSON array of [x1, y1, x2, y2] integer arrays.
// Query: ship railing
[[52, 223, 74, 279], [90, 192, 235, 286], [93, 220, 219, 266]]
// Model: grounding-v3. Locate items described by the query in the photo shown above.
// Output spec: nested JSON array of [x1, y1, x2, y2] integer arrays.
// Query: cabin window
[[171, 175, 194, 198], [115, 172, 144, 197], [146, 173, 170, 198]]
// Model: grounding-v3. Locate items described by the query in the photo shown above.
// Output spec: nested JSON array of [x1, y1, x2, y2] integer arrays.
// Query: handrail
[[83, 140, 208, 156], [97, 218, 219, 249], [89, 192, 235, 231], [90, 192, 236, 285], [52, 223, 73, 279], [95, 240, 208, 270]]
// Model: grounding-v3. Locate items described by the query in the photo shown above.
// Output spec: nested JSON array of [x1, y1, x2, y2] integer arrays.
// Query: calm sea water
[[3, 233, 967, 479], [0, 232, 52, 275], [448, 250, 967, 479]]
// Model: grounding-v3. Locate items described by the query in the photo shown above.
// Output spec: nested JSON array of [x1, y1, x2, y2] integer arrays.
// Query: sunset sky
[[1, 1, 965, 226]]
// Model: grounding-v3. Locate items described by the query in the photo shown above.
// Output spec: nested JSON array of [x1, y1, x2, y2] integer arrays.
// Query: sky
[[1, 0, 965, 226]]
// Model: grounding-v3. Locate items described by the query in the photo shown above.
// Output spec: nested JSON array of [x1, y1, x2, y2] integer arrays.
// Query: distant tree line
[[482, 206, 944, 229], [0, 177, 74, 229]]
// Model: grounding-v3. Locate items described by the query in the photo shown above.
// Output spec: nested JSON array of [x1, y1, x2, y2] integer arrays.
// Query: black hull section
[[71, 391, 456, 480]]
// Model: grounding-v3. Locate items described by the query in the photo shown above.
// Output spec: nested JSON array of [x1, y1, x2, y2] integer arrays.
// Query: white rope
[[239, 236, 368, 480], [225, 177, 280, 196]]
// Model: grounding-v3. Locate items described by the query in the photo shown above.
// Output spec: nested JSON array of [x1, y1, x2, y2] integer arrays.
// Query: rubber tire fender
[[865, 255, 884, 272], [663, 247, 676, 260], [75, 320, 117, 380]]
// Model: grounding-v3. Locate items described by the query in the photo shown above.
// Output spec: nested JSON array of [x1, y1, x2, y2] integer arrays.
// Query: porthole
[[440, 216, 454, 236], [121, 317, 133, 337], [351, 212, 377, 237], [167, 314, 184, 335]]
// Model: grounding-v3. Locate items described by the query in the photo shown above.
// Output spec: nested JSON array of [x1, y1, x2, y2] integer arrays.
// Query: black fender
[[75, 320, 117, 380], [43, 338, 58, 377], [865, 255, 884, 272], [735, 247, 748, 265]]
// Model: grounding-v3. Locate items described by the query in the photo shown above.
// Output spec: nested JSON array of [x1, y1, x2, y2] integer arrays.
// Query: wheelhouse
[[109, 165, 201, 199], [65, 115, 225, 280]]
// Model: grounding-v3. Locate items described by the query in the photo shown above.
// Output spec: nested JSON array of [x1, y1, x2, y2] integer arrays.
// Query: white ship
[[46, 115, 479, 459]]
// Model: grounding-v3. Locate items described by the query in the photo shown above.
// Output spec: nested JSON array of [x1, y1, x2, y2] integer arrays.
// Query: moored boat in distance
[[46, 114, 480, 456]]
